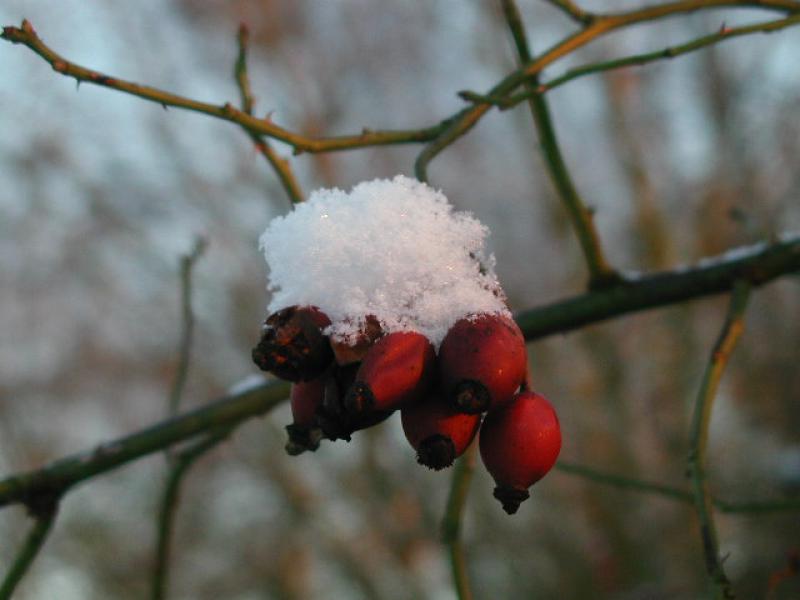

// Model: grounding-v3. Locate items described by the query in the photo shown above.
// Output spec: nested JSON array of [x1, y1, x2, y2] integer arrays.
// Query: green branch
[[151, 428, 231, 600], [0, 380, 289, 509], [515, 234, 800, 339], [686, 281, 750, 599], [499, 0, 618, 288], [0, 507, 57, 599], [441, 443, 477, 600]]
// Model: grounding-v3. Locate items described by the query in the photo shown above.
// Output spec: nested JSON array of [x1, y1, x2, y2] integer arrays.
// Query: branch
[[686, 281, 750, 599], [0, 380, 289, 509], [0, 506, 57, 599], [441, 443, 477, 600], [499, 0, 619, 289], [461, 15, 800, 108], [0, 20, 446, 155], [234, 23, 304, 205], [541, 0, 596, 25], [515, 234, 800, 339], [167, 238, 206, 418], [556, 461, 800, 513], [0, 237, 795, 511], [152, 240, 210, 600], [415, 0, 800, 179], [151, 428, 231, 600]]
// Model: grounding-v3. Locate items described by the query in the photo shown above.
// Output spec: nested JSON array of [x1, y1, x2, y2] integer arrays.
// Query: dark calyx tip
[[452, 379, 491, 414], [343, 381, 374, 416], [493, 485, 530, 515], [416, 435, 456, 470], [284, 424, 322, 456]]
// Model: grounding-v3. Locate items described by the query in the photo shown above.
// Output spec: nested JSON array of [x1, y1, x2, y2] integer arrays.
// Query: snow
[[259, 175, 509, 347]]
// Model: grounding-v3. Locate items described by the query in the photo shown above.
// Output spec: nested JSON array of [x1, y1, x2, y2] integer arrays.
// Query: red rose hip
[[401, 396, 481, 470], [345, 331, 436, 416], [252, 305, 333, 382], [479, 391, 561, 514], [285, 376, 328, 455], [439, 313, 527, 414]]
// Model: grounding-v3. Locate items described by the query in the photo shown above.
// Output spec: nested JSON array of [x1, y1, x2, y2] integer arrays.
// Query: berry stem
[[441, 442, 477, 600]]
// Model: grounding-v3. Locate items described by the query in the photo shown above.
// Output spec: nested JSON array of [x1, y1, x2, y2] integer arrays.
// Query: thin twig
[[0, 506, 58, 599], [0, 237, 796, 511], [0, 20, 445, 155], [441, 443, 477, 600], [556, 461, 800, 514], [687, 280, 751, 599], [234, 24, 303, 205], [461, 14, 800, 108], [499, 0, 618, 288], [152, 240, 209, 600], [151, 428, 232, 600], [542, 0, 596, 24], [414, 0, 800, 179], [167, 238, 206, 418]]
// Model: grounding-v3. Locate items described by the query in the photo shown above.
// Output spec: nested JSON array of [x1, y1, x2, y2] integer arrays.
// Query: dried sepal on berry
[[439, 312, 527, 414], [401, 395, 481, 470], [479, 391, 561, 514], [345, 331, 436, 416], [315, 363, 392, 442], [252, 305, 333, 382]]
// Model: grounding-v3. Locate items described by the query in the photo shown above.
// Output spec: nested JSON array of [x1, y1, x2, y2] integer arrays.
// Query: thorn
[[161, 103, 168, 110], [361, 127, 372, 136], [719, 22, 730, 34], [76, 80, 81, 91], [21, 19, 35, 34]]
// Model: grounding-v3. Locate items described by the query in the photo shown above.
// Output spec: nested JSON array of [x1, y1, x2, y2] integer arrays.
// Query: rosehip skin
[[285, 377, 326, 455], [479, 391, 561, 514], [252, 305, 333, 382], [330, 315, 383, 366], [401, 396, 481, 471], [439, 313, 528, 414], [345, 331, 436, 416]]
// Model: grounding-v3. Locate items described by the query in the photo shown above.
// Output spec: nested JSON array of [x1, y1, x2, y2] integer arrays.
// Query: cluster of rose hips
[[252, 306, 561, 514]]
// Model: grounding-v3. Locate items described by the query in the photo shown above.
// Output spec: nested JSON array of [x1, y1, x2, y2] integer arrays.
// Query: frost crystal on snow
[[259, 175, 509, 347]]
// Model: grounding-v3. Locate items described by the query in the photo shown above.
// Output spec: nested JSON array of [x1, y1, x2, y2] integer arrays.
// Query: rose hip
[[252, 305, 333, 382], [479, 391, 561, 514], [439, 313, 527, 413], [401, 395, 481, 470], [345, 331, 436, 416]]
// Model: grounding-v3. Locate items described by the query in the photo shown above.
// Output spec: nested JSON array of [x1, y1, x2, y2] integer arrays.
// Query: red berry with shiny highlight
[[252, 305, 333, 382], [439, 313, 527, 414], [401, 396, 481, 470], [479, 391, 561, 514], [345, 331, 436, 416]]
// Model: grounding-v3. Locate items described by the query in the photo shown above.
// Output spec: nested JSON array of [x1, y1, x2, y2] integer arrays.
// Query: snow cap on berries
[[259, 175, 509, 347]]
